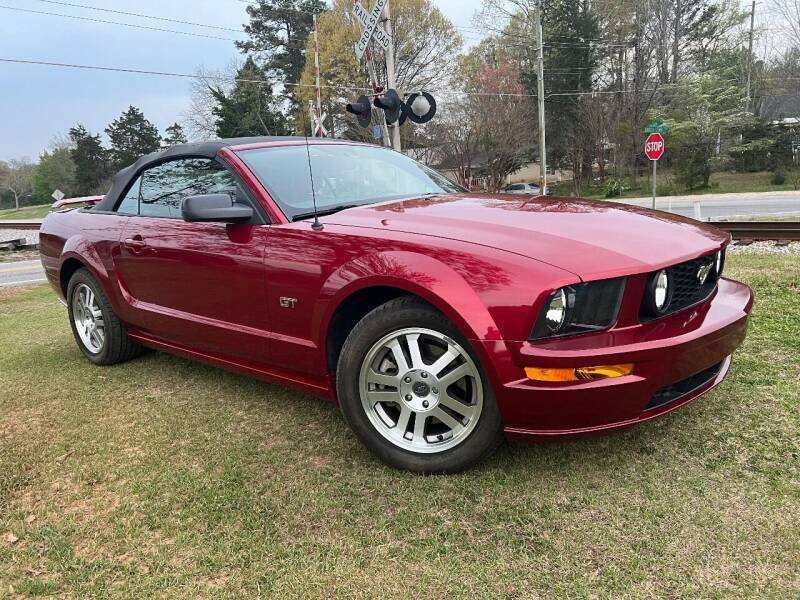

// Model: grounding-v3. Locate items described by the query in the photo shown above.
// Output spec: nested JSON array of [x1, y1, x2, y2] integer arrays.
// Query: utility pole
[[383, 1, 402, 152], [534, 3, 547, 192], [745, 0, 756, 112]]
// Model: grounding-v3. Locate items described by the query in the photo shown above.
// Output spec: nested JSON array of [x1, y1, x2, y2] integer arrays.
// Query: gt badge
[[279, 297, 297, 308]]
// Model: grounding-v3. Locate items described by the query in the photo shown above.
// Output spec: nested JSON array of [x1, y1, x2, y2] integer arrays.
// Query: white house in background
[[432, 149, 572, 191], [506, 162, 571, 185]]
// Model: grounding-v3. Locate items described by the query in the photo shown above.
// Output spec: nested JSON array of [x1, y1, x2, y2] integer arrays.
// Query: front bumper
[[479, 278, 753, 439]]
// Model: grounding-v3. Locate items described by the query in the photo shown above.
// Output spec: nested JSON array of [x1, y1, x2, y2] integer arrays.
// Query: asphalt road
[[614, 191, 800, 220], [0, 259, 46, 287]]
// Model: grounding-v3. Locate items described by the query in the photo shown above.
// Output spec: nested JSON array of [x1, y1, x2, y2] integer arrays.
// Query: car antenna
[[302, 108, 324, 231]]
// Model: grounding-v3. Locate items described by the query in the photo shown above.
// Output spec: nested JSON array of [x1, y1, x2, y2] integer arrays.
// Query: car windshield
[[237, 143, 465, 220]]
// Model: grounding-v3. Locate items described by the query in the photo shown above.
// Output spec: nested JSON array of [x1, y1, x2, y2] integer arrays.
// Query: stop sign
[[645, 132, 665, 161]]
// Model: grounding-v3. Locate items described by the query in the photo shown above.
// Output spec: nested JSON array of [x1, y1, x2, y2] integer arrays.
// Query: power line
[[4, 56, 790, 99], [0, 56, 536, 97], [0, 3, 241, 41], [32, 0, 245, 33]]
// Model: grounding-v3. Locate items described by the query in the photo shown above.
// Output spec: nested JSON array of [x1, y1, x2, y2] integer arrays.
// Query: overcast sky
[[0, 0, 484, 161]]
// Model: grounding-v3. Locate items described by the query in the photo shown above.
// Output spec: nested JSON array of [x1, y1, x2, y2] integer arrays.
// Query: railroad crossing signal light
[[404, 92, 437, 124], [347, 89, 437, 130], [374, 88, 403, 124], [346, 95, 372, 128]]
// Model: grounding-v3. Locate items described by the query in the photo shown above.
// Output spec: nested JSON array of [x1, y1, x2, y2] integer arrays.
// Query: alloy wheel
[[358, 327, 483, 454], [72, 283, 105, 354]]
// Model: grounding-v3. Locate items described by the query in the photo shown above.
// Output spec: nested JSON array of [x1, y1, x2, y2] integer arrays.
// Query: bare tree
[[182, 61, 242, 140], [771, 0, 800, 47], [2, 158, 34, 210], [429, 100, 481, 188]]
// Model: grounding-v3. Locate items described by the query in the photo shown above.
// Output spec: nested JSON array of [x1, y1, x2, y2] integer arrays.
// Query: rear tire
[[336, 296, 504, 473], [67, 268, 142, 365]]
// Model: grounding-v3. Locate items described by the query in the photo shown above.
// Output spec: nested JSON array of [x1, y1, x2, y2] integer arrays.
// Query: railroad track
[[0, 220, 43, 231], [1, 219, 799, 240], [713, 221, 800, 241]]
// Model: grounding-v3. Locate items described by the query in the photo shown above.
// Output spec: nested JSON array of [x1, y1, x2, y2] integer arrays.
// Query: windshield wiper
[[291, 204, 359, 222]]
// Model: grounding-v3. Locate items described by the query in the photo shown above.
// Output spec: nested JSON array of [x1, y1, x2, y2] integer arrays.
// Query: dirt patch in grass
[[1, 255, 799, 598]]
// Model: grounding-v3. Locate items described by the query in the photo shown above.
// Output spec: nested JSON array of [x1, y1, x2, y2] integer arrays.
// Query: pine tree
[[69, 124, 108, 195], [163, 123, 188, 147], [521, 0, 599, 186], [105, 106, 162, 169], [211, 57, 289, 138], [236, 0, 326, 104]]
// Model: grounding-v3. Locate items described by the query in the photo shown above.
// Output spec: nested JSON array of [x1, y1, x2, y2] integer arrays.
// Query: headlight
[[642, 268, 673, 317], [654, 269, 669, 310], [531, 278, 626, 340], [715, 249, 725, 276], [544, 288, 566, 332]]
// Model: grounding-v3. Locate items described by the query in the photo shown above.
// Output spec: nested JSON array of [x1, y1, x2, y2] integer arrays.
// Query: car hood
[[324, 194, 729, 281]]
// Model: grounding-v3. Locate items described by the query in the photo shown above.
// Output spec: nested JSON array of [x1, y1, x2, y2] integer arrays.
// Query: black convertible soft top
[[94, 136, 306, 212]]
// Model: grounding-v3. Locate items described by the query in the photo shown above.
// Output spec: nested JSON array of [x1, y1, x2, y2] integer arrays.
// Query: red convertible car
[[40, 137, 753, 473]]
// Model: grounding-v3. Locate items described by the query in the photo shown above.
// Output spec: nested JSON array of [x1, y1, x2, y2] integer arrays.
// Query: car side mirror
[[182, 193, 253, 223]]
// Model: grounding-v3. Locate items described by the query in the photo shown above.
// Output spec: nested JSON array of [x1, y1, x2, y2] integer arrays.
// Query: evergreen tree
[[105, 106, 162, 169], [236, 0, 326, 104], [211, 57, 289, 138], [69, 124, 108, 195], [521, 0, 598, 185], [163, 123, 188, 147]]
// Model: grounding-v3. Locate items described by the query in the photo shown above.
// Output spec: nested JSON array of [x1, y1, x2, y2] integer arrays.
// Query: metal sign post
[[382, 1, 401, 151], [644, 132, 665, 210], [351, 0, 390, 147], [651, 159, 657, 210]]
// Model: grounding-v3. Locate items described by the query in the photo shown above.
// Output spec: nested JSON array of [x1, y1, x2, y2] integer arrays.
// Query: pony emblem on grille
[[696, 262, 713, 285]]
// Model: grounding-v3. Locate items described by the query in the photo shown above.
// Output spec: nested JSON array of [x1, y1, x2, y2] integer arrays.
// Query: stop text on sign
[[645, 132, 665, 161]]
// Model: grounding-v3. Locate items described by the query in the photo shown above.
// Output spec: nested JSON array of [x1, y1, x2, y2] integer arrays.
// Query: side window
[[138, 158, 238, 219], [508, 184, 523, 191], [116, 176, 141, 214]]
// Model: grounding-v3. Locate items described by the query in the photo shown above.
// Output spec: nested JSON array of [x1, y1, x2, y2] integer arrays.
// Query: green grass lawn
[[0, 205, 52, 220], [1, 254, 798, 598], [563, 170, 800, 199]]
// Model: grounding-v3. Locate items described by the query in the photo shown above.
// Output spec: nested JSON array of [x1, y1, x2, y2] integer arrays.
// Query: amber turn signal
[[525, 364, 634, 382]]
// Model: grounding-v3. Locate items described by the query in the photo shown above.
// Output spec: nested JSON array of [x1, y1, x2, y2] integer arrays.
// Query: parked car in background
[[503, 182, 552, 195], [39, 137, 752, 473]]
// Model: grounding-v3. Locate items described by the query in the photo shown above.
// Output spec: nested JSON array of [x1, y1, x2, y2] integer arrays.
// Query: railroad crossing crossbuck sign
[[645, 132, 665, 161], [353, 0, 391, 58], [308, 101, 327, 137]]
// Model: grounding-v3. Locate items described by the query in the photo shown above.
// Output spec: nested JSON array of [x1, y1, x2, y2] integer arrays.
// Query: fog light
[[525, 363, 634, 382]]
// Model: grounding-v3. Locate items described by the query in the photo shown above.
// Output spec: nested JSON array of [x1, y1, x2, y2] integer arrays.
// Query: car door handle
[[124, 236, 147, 249]]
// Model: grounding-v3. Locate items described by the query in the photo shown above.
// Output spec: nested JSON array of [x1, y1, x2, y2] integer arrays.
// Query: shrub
[[604, 178, 624, 198], [771, 169, 786, 185]]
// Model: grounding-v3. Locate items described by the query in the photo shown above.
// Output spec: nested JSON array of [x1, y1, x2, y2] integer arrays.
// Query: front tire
[[67, 268, 142, 365], [336, 296, 504, 473]]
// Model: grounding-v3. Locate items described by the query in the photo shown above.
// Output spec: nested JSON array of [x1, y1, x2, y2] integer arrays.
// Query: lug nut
[[422, 400, 429, 408], [404, 376, 411, 383], [421, 372, 428, 378], [405, 394, 413, 401], [432, 387, 439, 394]]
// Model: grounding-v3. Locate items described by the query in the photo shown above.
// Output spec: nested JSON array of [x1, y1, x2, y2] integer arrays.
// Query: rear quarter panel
[[39, 209, 129, 304]]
